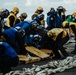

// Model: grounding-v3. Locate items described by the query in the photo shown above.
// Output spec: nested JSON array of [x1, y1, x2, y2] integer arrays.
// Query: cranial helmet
[[47, 30, 56, 37], [12, 7, 19, 13], [50, 8, 55, 14], [2, 9, 9, 14], [1, 9, 9, 18], [57, 6, 66, 12], [57, 6, 63, 10], [15, 26, 25, 37], [0, 8, 4, 12], [37, 6, 43, 12], [20, 12, 27, 19], [72, 12, 76, 16]]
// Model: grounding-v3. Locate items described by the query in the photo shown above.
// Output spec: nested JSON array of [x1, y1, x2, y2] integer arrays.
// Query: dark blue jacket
[[46, 12, 63, 28], [55, 11, 63, 28], [46, 14, 56, 29], [2, 27, 27, 54], [14, 17, 40, 29], [13, 21, 32, 30], [0, 42, 18, 58], [0, 18, 1, 29], [3, 28, 17, 44]]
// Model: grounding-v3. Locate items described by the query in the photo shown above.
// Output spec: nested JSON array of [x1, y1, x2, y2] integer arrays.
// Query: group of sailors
[[0, 6, 76, 74]]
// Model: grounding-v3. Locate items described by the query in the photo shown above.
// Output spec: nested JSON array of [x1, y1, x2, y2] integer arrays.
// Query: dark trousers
[[70, 25, 76, 50], [53, 33, 69, 58], [3, 34, 20, 54], [0, 28, 2, 36], [0, 56, 19, 74]]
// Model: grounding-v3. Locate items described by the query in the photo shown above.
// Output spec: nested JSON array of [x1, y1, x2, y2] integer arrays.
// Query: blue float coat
[[0, 42, 18, 57]]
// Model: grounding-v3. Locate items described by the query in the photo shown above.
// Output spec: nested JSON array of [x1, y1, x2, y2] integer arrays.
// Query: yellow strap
[[62, 21, 68, 27], [41, 20, 45, 25], [62, 31, 67, 38], [7, 13, 16, 27]]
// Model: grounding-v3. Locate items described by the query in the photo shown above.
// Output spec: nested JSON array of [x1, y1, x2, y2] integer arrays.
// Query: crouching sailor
[[47, 28, 69, 59], [0, 41, 19, 74]]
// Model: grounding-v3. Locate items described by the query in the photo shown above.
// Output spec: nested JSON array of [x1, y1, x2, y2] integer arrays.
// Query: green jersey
[[66, 15, 76, 22]]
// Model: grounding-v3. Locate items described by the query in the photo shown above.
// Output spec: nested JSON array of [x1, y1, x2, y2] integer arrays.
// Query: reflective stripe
[[0, 42, 3, 44]]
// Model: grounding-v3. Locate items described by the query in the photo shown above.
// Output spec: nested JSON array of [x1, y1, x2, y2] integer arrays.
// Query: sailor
[[0, 41, 19, 74], [62, 12, 76, 28], [62, 12, 76, 38], [13, 14, 44, 31], [15, 12, 27, 24], [46, 7, 56, 30], [0, 9, 9, 36], [2, 26, 28, 55], [31, 6, 45, 26], [55, 6, 66, 28], [69, 22, 76, 54], [47, 28, 69, 59], [7, 7, 19, 27]]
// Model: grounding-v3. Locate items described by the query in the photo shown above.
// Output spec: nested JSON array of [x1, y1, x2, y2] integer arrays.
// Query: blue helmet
[[50, 8, 55, 14], [1, 9, 9, 18], [2, 9, 9, 13], [15, 26, 25, 37], [57, 6, 66, 12]]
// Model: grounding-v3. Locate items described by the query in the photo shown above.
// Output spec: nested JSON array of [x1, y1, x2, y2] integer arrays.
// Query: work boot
[[26, 53, 32, 61]]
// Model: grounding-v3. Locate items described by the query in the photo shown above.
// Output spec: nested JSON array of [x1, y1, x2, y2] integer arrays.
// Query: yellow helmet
[[47, 30, 55, 37], [0, 8, 4, 12], [12, 7, 19, 13], [37, 6, 43, 11], [72, 12, 76, 16], [20, 12, 27, 18]]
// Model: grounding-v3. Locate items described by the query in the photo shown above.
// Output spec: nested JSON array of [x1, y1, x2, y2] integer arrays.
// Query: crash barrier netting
[[6, 55, 76, 75]]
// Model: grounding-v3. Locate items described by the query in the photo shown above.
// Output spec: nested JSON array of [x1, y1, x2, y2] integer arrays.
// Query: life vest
[[66, 15, 76, 22], [0, 8, 4, 12], [15, 17, 21, 24], [7, 12, 17, 27], [69, 22, 76, 34], [47, 28, 67, 41], [32, 12, 38, 20], [62, 21, 69, 28]]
